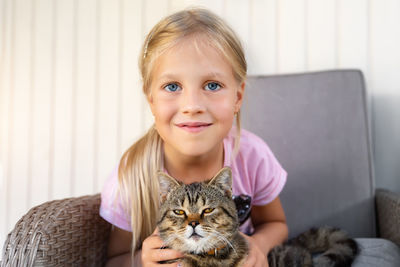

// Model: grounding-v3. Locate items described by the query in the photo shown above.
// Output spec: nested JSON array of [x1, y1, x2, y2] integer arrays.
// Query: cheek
[[212, 103, 235, 126], [159, 215, 185, 235], [152, 99, 177, 123], [205, 212, 233, 230], [209, 93, 236, 116]]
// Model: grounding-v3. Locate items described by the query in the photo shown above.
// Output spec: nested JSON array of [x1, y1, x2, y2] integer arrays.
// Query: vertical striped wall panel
[[337, 0, 369, 71], [75, 0, 96, 197], [369, 0, 400, 194], [0, 0, 10, 251], [306, 0, 336, 71], [7, 0, 32, 244], [248, 0, 277, 75], [277, 0, 307, 73], [30, 0, 52, 208], [52, 0, 73, 201], [1, 0, 400, 250], [120, 0, 144, 157], [97, 0, 119, 196]]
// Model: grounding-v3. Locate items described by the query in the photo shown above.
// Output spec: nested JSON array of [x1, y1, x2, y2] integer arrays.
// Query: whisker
[[200, 227, 237, 255]]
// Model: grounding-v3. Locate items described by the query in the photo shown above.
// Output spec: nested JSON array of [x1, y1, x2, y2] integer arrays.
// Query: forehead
[[171, 183, 220, 206], [151, 35, 235, 82]]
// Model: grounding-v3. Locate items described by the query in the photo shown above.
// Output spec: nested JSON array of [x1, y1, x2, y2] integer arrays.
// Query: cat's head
[[157, 167, 239, 254]]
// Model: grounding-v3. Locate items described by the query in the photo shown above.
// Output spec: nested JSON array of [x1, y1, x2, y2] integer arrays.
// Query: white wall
[[1, 0, 400, 248]]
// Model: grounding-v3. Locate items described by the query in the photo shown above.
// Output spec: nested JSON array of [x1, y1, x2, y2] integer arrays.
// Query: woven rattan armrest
[[376, 188, 400, 246], [1, 194, 111, 267]]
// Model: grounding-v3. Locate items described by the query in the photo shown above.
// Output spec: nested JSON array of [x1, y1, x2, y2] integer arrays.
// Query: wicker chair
[[376, 189, 400, 246], [1, 194, 111, 267]]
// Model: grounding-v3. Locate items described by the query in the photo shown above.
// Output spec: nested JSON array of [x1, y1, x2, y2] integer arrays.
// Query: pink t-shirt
[[100, 128, 287, 234]]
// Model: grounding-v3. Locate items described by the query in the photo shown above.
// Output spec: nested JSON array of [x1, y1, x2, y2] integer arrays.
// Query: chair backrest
[[242, 70, 376, 238], [1, 194, 110, 267]]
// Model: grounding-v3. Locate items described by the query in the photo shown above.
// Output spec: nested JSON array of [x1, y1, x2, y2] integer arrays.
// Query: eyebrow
[[157, 71, 227, 81]]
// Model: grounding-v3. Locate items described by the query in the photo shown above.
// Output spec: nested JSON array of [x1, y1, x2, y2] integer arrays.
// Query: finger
[[242, 260, 250, 267], [242, 255, 256, 267], [160, 262, 182, 267], [142, 248, 181, 265], [154, 263, 181, 267], [143, 234, 165, 249], [152, 227, 159, 235], [256, 256, 267, 267], [151, 248, 183, 262], [262, 256, 268, 267]]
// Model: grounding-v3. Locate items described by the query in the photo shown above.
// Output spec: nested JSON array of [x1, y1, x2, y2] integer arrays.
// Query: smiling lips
[[176, 122, 212, 133]]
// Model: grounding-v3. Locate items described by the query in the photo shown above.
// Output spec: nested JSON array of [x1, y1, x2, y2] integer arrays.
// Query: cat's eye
[[203, 208, 215, 214], [173, 209, 185, 215]]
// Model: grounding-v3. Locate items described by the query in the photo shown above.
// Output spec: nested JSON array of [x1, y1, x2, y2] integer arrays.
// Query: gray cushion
[[243, 70, 375, 238], [352, 238, 400, 267]]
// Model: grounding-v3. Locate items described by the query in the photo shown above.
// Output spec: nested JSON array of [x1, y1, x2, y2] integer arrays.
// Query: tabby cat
[[157, 167, 358, 267]]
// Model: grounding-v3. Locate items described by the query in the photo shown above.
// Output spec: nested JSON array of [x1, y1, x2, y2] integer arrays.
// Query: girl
[[101, 8, 288, 267]]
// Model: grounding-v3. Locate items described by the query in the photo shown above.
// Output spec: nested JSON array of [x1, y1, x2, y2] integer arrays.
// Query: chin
[[178, 142, 219, 157], [184, 236, 214, 254]]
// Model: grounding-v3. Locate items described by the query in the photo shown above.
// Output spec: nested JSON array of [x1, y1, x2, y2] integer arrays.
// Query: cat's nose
[[189, 220, 200, 228]]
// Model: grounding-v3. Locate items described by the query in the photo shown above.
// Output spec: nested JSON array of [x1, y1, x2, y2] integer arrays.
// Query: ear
[[234, 82, 245, 113], [208, 167, 233, 198], [158, 171, 180, 203]]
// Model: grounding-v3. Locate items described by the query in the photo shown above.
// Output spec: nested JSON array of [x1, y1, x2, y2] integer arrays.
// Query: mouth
[[176, 122, 212, 133], [189, 232, 203, 241]]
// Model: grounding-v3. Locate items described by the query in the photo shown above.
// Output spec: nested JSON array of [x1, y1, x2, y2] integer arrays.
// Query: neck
[[163, 142, 224, 184], [189, 244, 229, 257], [205, 244, 228, 256]]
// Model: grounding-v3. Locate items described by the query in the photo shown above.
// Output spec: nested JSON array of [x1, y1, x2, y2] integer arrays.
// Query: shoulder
[[234, 128, 275, 162], [240, 129, 270, 151], [224, 128, 280, 172], [225, 128, 287, 208], [100, 165, 132, 232]]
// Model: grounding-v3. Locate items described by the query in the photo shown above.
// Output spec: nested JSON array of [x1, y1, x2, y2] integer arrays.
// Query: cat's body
[[268, 227, 359, 267], [157, 167, 358, 267]]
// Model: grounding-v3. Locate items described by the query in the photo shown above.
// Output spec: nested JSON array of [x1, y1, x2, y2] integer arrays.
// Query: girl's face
[[147, 35, 244, 158]]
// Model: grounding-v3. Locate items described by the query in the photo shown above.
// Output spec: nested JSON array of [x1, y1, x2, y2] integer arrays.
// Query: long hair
[[117, 7, 247, 254]]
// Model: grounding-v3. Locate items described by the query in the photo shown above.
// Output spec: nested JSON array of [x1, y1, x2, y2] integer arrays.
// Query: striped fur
[[268, 227, 359, 267]]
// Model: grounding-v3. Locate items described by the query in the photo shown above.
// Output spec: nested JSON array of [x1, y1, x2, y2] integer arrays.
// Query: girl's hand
[[141, 228, 183, 266], [241, 233, 269, 267]]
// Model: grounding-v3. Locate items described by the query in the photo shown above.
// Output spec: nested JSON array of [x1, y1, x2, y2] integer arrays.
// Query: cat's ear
[[208, 167, 233, 198], [158, 171, 180, 203]]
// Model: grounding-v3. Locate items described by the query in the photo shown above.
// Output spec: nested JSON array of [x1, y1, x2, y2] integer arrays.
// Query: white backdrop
[[1, 0, 400, 248]]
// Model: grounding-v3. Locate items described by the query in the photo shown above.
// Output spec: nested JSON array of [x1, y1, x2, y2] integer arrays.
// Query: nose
[[188, 220, 200, 228], [181, 87, 205, 114]]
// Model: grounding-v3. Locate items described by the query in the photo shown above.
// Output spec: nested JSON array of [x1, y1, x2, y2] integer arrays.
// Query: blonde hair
[[117, 7, 247, 254]]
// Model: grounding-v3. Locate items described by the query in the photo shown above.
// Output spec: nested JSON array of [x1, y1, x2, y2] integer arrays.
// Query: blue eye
[[205, 82, 221, 91], [164, 83, 181, 92]]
